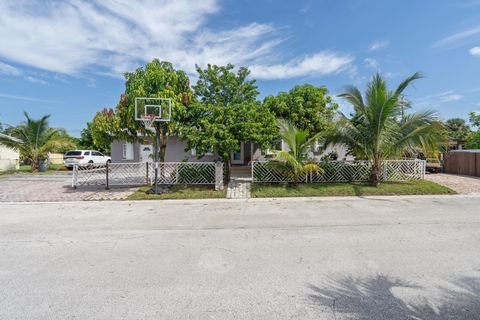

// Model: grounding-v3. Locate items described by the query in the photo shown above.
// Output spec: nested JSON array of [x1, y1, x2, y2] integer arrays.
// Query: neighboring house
[[446, 138, 465, 151], [48, 153, 65, 165], [0, 133, 20, 171], [111, 135, 353, 164]]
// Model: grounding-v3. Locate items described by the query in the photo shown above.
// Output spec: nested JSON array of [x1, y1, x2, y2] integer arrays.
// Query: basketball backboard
[[135, 97, 172, 122]]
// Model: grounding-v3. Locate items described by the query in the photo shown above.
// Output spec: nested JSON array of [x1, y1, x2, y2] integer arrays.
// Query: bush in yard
[[177, 163, 215, 184]]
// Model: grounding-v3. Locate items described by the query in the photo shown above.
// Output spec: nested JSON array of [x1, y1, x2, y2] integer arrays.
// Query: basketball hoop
[[134, 97, 172, 195], [140, 114, 157, 131]]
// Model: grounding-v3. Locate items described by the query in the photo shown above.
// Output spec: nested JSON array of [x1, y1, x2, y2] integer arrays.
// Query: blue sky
[[1, 0, 480, 136]]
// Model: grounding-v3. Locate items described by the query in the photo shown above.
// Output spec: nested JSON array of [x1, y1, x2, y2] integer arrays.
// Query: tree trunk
[[31, 158, 38, 172], [159, 127, 167, 163], [370, 157, 380, 187], [223, 156, 231, 183]]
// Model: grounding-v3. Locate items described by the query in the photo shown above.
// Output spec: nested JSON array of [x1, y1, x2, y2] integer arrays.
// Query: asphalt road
[[1, 196, 480, 319]]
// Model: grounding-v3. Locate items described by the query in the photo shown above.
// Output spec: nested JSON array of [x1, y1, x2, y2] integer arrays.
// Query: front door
[[140, 145, 153, 162], [231, 142, 244, 164]]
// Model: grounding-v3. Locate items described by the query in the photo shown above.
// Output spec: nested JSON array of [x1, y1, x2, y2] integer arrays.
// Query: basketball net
[[140, 114, 157, 131]]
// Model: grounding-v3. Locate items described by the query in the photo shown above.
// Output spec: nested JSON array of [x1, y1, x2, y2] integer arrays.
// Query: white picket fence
[[252, 160, 426, 183], [72, 162, 220, 188]]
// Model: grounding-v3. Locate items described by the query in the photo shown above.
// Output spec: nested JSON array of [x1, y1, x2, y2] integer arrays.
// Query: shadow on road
[[308, 274, 480, 319]]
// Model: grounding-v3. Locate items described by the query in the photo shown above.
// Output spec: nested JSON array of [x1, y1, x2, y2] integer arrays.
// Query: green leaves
[[326, 72, 445, 186], [193, 64, 258, 106], [269, 119, 323, 183], [0, 112, 76, 171], [181, 64, 276, 163], [263, 84, 338, 135]]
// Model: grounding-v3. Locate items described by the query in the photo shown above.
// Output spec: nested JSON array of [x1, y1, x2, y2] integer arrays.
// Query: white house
[[0, 133, 20, 171]]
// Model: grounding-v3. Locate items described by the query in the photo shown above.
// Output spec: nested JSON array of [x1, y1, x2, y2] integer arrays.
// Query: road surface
[[1, 196, 479, 319]]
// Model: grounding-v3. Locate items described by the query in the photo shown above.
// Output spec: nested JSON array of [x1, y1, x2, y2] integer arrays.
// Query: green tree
[[263, 84, 338, 135], [325, 73, 446, 186], [91, 59, 192, 161], [0, 112, 76, 171], [77, 122, 110, 153], [444, 118, 471, 140], [465, 112, 480, 149], [268, 119, 323, 184], [181, 64, 277, 176]]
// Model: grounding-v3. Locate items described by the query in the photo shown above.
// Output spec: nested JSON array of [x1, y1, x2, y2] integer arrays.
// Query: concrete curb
[[2, 192, 480, 206]]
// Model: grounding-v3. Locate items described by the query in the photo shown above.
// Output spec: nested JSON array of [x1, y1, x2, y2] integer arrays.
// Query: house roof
[[0, 132, 22, 143]]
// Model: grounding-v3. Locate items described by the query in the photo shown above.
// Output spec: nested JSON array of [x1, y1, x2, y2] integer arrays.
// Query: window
[[84, 151, 90, 156], [191, 148, 213, 156], [122, 142, 134, 160], [92, 151, 102, 156], [65, 151, 82, 156]]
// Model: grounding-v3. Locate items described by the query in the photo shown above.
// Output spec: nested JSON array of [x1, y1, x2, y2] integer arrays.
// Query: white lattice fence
[[72, 163, 149, 187], [72, 163, 108, 187], [381, 160, 426, 181], [73, 162, 219, 188], [252, 160, 425, 183], [108, 163, 149, 186], [151, 162, 217, 185]]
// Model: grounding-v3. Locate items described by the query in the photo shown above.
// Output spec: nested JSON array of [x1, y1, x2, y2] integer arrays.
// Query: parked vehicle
[[64, 150, 111, 169]]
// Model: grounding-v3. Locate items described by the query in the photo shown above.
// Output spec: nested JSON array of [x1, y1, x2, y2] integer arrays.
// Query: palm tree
[[326, 72, 445, 186], [0, 112, 75, 171], [445, 118, 471, 140], [269, 119, 323, 184]]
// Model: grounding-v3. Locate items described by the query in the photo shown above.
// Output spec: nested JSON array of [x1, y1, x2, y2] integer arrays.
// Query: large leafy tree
[[263, 84, 338, 135], [444, 118, 471, 140], [465, 112, 480, 149], [181, 64, 276, 173], [269, 119, 323, 184], [91, 59, 192, 161], [0, 112, 76, 171], [325, 73, 446, 186], [77, 122, 109, 153]]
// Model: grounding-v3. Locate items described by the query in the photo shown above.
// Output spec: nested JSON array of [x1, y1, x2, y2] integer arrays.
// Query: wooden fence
[[443, 152, 480, 177]]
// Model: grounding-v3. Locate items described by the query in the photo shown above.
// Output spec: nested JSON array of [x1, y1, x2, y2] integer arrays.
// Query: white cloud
[[364, 58, 379, 69], [433, 25, 480, 48], [249, 52, 353, 80], [415, 91, 463, 107], [0, 92, 60, 103], [0, 0, 353, 80], [0, 61, 21, 76], [368, 41, 388, 51], [469, 46, 480, 56], [25, 76, 50, 85]]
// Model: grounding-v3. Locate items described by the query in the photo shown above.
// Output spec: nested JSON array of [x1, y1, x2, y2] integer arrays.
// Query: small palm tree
[[269, 119, 323, 184], [0, 112, 75, 171], [326, 72, 446, 186]]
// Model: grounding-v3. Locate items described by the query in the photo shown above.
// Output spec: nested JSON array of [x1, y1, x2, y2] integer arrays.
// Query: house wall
[[111, 140, 141, 163], [111, 136, 217, 163], [0, 145, 20, 171]]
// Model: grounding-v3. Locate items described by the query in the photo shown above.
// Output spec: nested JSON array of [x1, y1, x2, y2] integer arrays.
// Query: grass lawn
[[1, 164, 68, 176], [127, 185, 226, 200], [251, 180, 455, 198]]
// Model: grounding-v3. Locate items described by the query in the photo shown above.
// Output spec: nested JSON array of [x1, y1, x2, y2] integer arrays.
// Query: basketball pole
[[154, 121, 160, 194]]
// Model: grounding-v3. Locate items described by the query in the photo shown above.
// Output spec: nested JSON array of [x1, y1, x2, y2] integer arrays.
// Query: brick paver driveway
[[0, 173, 136, 202], [425, 173, 480, 194]]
